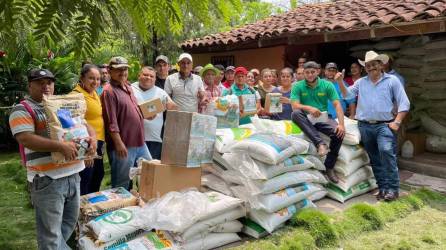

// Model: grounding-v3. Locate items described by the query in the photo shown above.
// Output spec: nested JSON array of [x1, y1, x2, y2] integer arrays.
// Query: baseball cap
[[155, 55, 169, 64], [178, 53, 193, 62], [214, 64, 225, 72], [225, 66, 235, 72], [303, 61, 321, 69], [234, 66, 248, 75], [325, 62, 338, 70], [28, 69, 55, 82], [108, 56, 129, 69]]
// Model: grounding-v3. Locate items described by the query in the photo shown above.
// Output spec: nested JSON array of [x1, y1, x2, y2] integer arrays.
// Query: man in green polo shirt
[[222, 66, 261, 125], [290, 61, 345, 183]]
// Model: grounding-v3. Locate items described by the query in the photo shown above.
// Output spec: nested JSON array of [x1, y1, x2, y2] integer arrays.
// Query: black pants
[[79, 140, 105, 195], [291, 110, 343, 170], [146, 141, 162, 160]]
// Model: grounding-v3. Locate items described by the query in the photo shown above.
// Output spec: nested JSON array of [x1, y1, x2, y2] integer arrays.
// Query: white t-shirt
[[131, 83, 170, 142], [164, 72, 204, 112]]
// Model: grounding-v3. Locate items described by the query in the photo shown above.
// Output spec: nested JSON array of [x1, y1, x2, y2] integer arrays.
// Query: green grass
[[235, 189, 446, 250]]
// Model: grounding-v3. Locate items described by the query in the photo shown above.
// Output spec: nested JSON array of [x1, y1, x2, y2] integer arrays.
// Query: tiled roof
[[182, 0, 446, 49]]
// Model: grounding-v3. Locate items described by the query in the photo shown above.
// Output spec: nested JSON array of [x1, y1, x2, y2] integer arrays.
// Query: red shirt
[[101, 80, 145, 150], [222, 81, 233, 89]]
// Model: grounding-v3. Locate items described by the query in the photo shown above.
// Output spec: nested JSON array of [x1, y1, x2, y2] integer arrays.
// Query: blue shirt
[[347, 73, 410, 121], [388, 69, 405, 87], [325, 80, 356, 119], [271, 87, 292, 120]]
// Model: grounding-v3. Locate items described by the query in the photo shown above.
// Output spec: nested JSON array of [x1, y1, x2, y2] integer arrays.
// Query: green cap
[[199, 63, 219, 77]]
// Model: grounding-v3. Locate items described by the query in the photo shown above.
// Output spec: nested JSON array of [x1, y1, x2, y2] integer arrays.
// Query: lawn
[[1, 152, 445, 250]]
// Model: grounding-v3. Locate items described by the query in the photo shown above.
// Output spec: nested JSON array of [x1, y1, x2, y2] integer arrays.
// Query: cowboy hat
[[358, 50, 389, 66]]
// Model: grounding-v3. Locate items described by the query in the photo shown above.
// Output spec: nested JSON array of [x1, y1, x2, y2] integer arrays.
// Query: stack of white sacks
[[325, 117, 377, 203], [78, 190, 245, 250], [202, 118, 329, 234]]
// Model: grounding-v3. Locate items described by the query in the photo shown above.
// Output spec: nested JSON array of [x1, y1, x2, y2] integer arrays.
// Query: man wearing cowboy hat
[[164, 53, 208, 112], [339, 51, 410, 202]]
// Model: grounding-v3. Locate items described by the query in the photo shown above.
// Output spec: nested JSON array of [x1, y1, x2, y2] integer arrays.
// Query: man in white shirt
[[132, 66, 177, 159], [164, 53, 208, 112]]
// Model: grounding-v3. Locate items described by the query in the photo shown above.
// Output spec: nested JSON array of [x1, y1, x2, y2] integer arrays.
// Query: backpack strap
[[18, 100, 37, 167]]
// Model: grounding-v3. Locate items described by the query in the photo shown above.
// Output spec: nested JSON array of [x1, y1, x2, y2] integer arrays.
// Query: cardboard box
[[238, 94, 257, 116], [139, 160, 202, 201], [139, 98, 165, 118], [404, 131, 426, 155], [161, 110, 217, 167], [264, 93, 282, 113]]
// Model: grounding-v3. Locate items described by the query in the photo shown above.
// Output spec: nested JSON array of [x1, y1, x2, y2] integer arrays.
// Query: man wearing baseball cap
[[102, 56, 152, 189], [222, 66, 235, 89], [323, 62, 356, 119], [154, 55, 170, 89], [290, 61, 345, 183], [339, 51, 410, 201], [222, 66, 261, 125], [164, 53, 208, 112], [9, 68, 97, 249]]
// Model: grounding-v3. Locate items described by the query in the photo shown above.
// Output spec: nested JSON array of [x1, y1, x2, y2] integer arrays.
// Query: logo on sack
[[103, 209, 133, 224]]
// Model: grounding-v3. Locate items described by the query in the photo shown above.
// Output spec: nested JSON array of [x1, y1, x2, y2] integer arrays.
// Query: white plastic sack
[[230, 133, 310, 165], [87, 206, 144, 244], [183, 233, 241, 250], [249, 199, 315, 233], [305, 155, 326, 171], [420, 113, 446, 137], [139, 190, 243, 233], [327, 179, 377, 203], [426, 134, 446, 153], [339, 117, 361, 145], [78, 230, 147, 250], [248, 183, 323, 213], [308, 189, 328, 201], [338, 144, 366, 163], [251, 117, 304, 136], [220, 170, 245, 185], [246, 170, 327, 195], [212, 220, 243, 233], [334, 153, 370, 176], [215, 128, 255, 153], [222, 152, 315, 180], [332, 166, 374, 192], [181, 206, 245, 240], [201, 174, 234, 196]]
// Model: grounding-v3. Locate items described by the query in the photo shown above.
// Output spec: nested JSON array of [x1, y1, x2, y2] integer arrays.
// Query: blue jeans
[[358, 122, 399, 193], [109, 145, 152, 189], [31, 173, 80, 250], [79, 140, 105, 195]]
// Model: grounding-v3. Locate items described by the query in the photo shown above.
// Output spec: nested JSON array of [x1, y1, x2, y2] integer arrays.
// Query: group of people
[[9, 49, 409, 249]]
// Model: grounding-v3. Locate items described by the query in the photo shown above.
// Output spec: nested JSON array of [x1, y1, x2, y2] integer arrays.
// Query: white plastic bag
[[338, 117, 361, 145], [338, 144, 366, 163], [211, 220, 243, 233], [334, 153, 370, 176], [251, 117, 304, 136], [327, 179, 377, 203], [308, 190, 328, 201], [305, 155, 326, 171], [222, 152, 314, 180], [180, 206, 245, 240], [183, 233, 241, 250], [230, 133, 310, 165], [246, 170, 327, 195], [101, 231, 177, 250], [215, 128, 255, 153], [201, 174, 234, 196], [249, 183, 323, 213], [78, 230, 147, 250], [249, 199, 315, 233], [332, 166, 374, 192], [86, 206, 143, 243]]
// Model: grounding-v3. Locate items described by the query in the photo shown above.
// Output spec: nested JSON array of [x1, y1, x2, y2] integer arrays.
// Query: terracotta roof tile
[[182, 0, 446, 49]]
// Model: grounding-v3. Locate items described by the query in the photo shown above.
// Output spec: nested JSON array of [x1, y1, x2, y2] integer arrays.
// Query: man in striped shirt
[[9, 69, 96, 250]]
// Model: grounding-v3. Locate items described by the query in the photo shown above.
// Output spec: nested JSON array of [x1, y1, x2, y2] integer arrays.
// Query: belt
[[358, 120, 393, 124]]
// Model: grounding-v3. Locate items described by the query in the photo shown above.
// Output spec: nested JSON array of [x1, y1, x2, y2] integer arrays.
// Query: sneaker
[[317, 144, 329, 157], [384, 191, 399, 202], [375, 190, 386, 200], [326, 169, 339, 183]]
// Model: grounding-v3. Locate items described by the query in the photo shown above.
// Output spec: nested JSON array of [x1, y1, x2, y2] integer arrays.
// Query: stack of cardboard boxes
[[138, 110, 217, 201]]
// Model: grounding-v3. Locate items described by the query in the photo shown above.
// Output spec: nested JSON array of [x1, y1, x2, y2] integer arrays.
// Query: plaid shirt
[[198, 83, 222, 113]]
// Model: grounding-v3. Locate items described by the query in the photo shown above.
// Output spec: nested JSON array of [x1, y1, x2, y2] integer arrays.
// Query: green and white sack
[[251, 117, 303, 136], [338, 144, 366, 163], [327, 179, 377, 203], [331, 166, 374, 192], [334, 153, 370, 176], [106, 231, 177, 250], [215, 128, 255, 153]]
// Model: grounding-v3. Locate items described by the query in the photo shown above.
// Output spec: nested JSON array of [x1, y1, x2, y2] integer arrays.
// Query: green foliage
[[290, 208, 338, 247], [336, 203, 384, 238], [278, 229, 316, 250]]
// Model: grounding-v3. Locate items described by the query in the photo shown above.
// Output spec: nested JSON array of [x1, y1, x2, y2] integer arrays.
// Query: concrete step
[[399, 152, 446, 179]]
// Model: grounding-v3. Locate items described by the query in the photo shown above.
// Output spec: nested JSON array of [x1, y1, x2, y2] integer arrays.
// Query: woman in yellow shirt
[[72, 64, 105, 195]]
